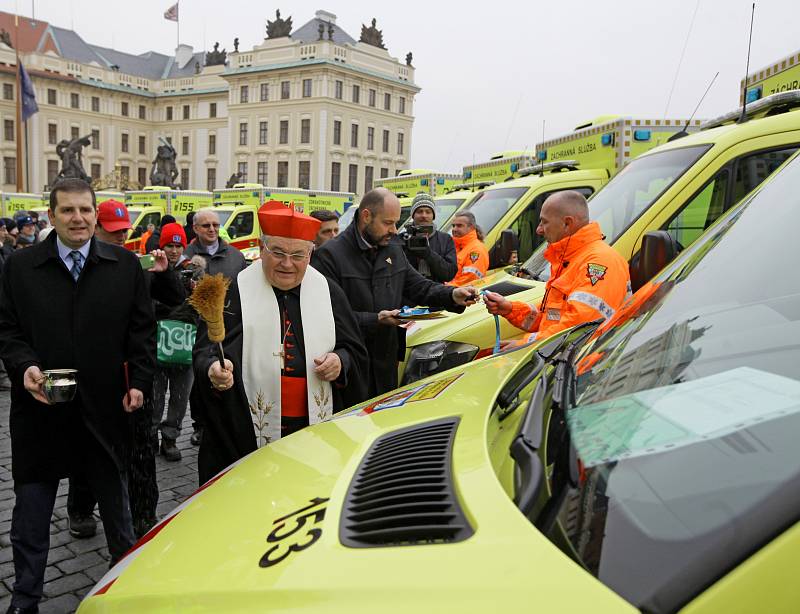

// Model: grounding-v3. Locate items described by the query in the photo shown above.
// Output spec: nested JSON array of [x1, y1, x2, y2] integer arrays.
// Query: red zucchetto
[[257, 200, 321, 242]]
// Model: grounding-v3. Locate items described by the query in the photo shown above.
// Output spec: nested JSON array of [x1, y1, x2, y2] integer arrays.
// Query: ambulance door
[[630, 144, 799, 289]]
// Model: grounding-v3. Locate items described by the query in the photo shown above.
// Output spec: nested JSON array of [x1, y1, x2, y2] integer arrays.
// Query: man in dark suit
[[312, 188, 478, 396], [0, 179, 156, 614]]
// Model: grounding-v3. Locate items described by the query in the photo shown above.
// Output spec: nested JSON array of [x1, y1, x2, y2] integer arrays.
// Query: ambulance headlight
[[402, 340, 479, 385]]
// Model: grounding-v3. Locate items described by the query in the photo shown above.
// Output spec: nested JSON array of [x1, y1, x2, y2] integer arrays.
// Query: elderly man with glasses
[[192, 201, 369, 484], [183, 207, 247, 281], [183, 208, 247, 447]]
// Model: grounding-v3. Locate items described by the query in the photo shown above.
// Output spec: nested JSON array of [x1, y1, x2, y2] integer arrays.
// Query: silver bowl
[[42, 369, 78, 403]]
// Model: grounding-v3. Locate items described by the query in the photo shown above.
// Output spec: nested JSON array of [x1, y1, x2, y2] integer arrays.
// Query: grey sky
[[5, 0, 798, 172]]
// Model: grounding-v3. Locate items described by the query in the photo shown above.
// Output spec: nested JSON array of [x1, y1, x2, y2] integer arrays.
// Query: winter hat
[[410, 192, 437, 219], [159, 222, 187, 248]]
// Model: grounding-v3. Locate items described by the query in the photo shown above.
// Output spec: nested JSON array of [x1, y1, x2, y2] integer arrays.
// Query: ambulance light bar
[[448, 181, 495, 192], [518, 160, 580, 177], [700, 91, 800, 130]]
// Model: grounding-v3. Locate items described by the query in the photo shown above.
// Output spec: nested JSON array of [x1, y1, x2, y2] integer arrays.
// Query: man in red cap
[[193, 201, 369, 484], [94, 199, 132, 247]]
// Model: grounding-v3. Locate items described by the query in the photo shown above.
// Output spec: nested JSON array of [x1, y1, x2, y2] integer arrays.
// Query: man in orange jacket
[[484, 190, 630, 343], [448, 211, 489, 286]]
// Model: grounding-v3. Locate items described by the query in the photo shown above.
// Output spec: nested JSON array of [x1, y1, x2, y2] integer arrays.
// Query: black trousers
[[68, 396, 159, 536], [10, 441, 134, 609]]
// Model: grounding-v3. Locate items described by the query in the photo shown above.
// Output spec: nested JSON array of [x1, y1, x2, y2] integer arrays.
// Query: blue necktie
[[69, 251, 83, 282]]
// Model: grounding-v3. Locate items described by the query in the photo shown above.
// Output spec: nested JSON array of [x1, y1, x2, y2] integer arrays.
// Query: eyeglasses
[[264, 246, 310, 262], [198, 223, 220, 229]]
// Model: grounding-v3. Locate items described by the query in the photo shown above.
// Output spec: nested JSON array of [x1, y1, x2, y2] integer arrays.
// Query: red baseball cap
[[257, 200, 320, 242], [97, 199, 131, 232], [159, 222, 187, 248]]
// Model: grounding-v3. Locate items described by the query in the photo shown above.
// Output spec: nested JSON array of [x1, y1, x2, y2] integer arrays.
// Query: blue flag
[[19, 63, 38, 121]]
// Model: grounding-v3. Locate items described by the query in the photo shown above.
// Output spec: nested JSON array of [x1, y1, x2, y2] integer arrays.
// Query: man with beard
[[313, 188, 478, 396]]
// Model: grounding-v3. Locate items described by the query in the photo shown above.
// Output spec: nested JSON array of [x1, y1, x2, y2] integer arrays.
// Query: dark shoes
[[134, 516, 157, 540], [68, 513, 97, 539], [6, 605, 39, 614], [160, 438, 182, 462], [189, 427, 203, 446]]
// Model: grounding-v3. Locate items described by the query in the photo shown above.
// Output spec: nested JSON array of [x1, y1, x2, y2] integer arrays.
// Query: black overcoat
[[0, 233, 156, 483], [312, 223, 463, 395]]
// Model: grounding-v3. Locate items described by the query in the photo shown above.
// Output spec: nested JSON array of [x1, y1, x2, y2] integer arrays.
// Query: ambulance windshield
[[522, 144, 711, 279], [553, 151, 800, 612], [442, 186, 528, 236]]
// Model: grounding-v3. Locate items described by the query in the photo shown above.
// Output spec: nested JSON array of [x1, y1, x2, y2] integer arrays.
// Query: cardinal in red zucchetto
[[193, 201, 368, 484]]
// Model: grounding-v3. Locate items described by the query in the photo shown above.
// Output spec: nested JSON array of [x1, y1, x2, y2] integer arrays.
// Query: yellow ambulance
[[401, 91, 800, 384]]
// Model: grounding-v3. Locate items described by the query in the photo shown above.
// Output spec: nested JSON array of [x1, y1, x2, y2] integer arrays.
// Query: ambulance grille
[[339, 417, 473, 548]]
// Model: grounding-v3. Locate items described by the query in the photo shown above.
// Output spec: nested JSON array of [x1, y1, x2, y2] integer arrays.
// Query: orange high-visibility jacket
[[448, 229, 489, 287], [505, 222, 630, 341]]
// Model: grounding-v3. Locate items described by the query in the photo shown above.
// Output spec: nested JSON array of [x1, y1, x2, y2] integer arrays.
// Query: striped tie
[[69, 250, 83, 282]]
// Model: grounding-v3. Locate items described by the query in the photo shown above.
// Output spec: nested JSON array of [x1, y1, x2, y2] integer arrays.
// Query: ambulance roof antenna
[[738, 3, 756, 124], [538, 119, 546, 176], [668, 71, 719, 142]]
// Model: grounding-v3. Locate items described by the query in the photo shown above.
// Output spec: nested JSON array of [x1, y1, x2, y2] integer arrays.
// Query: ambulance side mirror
[[491, 229, 519, 268], [633, 231, 679, 291]]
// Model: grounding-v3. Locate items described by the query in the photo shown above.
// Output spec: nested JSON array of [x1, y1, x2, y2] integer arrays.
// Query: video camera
[[400, 224, 434, 255]]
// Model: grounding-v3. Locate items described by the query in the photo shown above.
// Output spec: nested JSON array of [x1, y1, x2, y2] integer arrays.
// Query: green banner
[[157, 320, 197, 366]]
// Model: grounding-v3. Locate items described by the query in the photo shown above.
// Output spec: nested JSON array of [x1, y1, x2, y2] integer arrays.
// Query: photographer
[[399, 193, 457, 284]]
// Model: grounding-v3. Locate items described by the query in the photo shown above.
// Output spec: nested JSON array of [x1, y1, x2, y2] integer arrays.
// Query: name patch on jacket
[[546, 308, 561, 321], [587, 263, 607, 286]]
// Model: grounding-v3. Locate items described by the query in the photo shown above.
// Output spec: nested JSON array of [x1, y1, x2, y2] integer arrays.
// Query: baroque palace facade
[[0, 9, 418, 195]]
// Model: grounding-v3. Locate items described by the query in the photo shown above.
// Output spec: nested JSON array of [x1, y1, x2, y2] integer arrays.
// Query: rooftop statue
[[266, 9, 292, 39], [0, 29, 12, 48], [234, 37, 239, 52], [205, 42, 227, 66], [406, 52, 413, 66], [359, 18, 386, 50]]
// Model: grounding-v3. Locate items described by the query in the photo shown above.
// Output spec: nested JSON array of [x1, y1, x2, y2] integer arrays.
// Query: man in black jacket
[[398, 192, 457, 284], [0, 179, 155, 614], [313, 188, 478, 396]]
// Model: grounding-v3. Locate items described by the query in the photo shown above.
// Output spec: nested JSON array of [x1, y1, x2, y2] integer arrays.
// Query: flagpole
[[14, 14, 23, 191], [177, 0, 180, 48]]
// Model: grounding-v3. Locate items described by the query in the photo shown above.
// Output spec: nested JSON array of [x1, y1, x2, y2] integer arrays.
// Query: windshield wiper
[[509, 376, 549, 520], [509, 320, 602, 531]]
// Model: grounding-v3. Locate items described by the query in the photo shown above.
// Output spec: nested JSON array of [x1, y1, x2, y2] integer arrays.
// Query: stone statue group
[[53, 135, 180, 189]]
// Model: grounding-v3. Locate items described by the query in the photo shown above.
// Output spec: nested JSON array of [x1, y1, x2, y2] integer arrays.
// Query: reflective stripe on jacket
[[505, 222, 630, 341], [448, 229, 489, 287]]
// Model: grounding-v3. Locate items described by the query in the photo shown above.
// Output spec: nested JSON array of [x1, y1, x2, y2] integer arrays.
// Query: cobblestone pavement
[[0, 391, 199, 613]]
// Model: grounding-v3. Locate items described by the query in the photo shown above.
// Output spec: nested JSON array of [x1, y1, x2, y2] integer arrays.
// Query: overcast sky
[[3, 0, 798, 172]]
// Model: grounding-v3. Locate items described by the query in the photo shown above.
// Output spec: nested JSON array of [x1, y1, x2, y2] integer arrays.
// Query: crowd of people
[[0, 179, 630, 614]]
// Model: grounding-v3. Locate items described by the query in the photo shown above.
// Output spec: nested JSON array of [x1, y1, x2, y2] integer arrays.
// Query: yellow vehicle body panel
[[78, 345, 635, 614], [461, 152, 536, 183], [536, 116, 704, 176], [741, 48, 800, 104], [374, 171, 462, 198], [1, 192, 45, 217], [215, 185, 355, 215]]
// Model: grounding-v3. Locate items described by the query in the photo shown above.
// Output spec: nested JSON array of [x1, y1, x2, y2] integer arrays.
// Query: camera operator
[[398, 193, 457, 284]]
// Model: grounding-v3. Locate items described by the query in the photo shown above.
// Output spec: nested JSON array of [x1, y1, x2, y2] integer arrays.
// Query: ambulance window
[[731, 145, 799, 204], [227, 212, 254, 239], [664, 170, 729, 249]]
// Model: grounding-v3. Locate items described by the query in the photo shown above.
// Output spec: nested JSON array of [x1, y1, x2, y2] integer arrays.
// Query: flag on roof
[[164, 3, 178, 22], [18, 63, 38, 121]]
